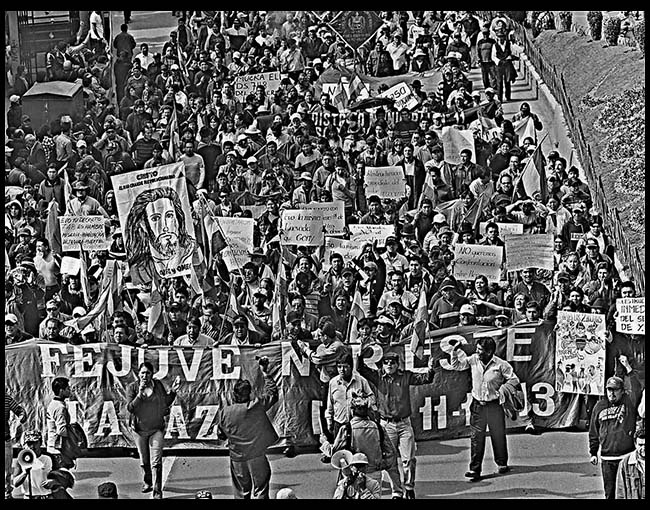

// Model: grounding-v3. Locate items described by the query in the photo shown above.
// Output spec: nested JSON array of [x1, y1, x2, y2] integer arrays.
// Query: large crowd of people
[[4, 10, 645, 500]]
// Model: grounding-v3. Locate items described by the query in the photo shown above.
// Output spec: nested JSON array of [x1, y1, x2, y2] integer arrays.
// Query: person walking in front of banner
[[45, 377, 72, 470], [450, 336, 520, 481], [12, 430, 52, 499], [126, 362, 181, 499], [216, 356, 278, 499], [589, 376, 637, 499]]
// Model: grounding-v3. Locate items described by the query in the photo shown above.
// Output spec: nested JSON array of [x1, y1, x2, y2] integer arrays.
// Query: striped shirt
[[5, 395, 25, 440]]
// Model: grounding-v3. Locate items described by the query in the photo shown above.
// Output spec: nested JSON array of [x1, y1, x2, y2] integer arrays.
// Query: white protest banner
[[506, 234, 554, 271], [240, 205, 266, 219], [323, 237, 363, 269], [616, 298, 645, 335], [364, 166, 407, 200], [555, 311, 607, 396], [349, 224, 395, 248], [280, 209, 324, 246], [379, 82, 419, 111], [309, 201, 345, 235], [60, 256, 81, 276], [60, 215, 108, 252], [441, 126, 476, 165], [111, 163, 196, 285], [216, 217, 255, 272], [233, 71, 282, 102], [479, 222, 524, 237], [453, 244, 503, 283]]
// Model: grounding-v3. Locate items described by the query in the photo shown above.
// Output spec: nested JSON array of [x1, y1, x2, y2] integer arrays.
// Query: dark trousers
[[469, 400, 507, 474], [480, 62, 497, 89], [230, 455, 271, 499], [319, 382, 333, 442], [601, 459, 621, 499], [495, 66, 512, 101]]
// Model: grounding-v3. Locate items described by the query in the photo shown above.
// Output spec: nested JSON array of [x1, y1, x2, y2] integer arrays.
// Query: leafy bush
[[587, 11, 603, 40], [559, 12, 572, 32], [634, 19, 645, 54], [603, 17, 621, 45]]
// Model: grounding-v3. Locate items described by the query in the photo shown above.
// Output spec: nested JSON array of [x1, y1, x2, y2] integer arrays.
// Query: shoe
[[525, 424, 540, 435], [497, 465, 511, 474], [392, 496, 403, 499], [464, 470, 481, 481], [320, 454, 331, 464], [283, 445, 296, 458], [405, 489, 416, 499], [142, 483, 153, 493]]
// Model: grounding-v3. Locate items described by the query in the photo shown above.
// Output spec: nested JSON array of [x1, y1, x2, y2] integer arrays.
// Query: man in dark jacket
[[589, 376, 637, 499], [217, 356, 278, 499]]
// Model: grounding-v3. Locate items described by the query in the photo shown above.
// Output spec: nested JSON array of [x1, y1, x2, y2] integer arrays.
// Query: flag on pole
[[44, 201, 62, 256], [147, 273, 166, 339], [347, 288, 365, 344], [347, 72, 368, 104], [271, 252, 288, 339], [409, 286, 429, 358], [514, 136, 548, 203], [61, 164, 73, 206], [168, 104, 180, 160], [78, 245, 91, 308], [461, 192, 489, 230], [66, 282, 112, 332], [331, 77, 348, 112]]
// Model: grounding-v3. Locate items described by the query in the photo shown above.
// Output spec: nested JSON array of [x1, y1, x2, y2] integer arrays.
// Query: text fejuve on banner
[[111, 163, 196, 285], [453, 244, 503, 283], [232, 71, 282, 102], [216, 217, 255, 272], [616, 298, 645, 335], [364, 166, 407, 200], [506, 234, 554, 271], [60, 215, 108, 252], [5, 322, 587, 449]]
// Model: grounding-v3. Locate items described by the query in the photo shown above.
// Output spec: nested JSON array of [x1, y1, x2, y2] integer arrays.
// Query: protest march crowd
[[4, 10, 645, 500]]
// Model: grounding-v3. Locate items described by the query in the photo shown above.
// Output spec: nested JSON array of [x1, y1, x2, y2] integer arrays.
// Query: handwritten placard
[[232, 71, 282, 102], [379, 82, 420, 111], [349, 224, 395, 248], [323, 237, 363, 268], [216, 217, 255, 272], [309, 201, 345, 235], [479, 222, 524, 237], [453, 244, 503, 283], [506, 234, 554, 271], [441, 126, 475, 165], [280, 209, 324, 246], [364, 166, 407, 200], [616, 298, 645, 335], [60, 215, 108, 252], [60, 256, 81, 276]]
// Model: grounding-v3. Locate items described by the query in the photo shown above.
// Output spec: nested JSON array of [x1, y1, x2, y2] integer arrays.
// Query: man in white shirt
[[135, 43, 155, 70], [174, 317, 213, 346], [450, 336, 520, 481], [12, 431, 53, 499]]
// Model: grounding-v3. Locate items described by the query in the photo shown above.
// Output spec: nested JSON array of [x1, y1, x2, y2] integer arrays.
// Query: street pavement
[[53, 429, 603, 499]]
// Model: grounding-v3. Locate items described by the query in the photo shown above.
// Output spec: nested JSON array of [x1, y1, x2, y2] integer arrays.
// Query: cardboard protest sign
[[216, 217, 255, 272], [555, 311, 607, 396], [616, 298, 645, 335], [349, 224, 395, 248], [453, 244, 503, 283], [479, 222, 524, 237], [60, 215, 108, 252], [309, 201, 345, 235], [364, 166, 407, 200], [441, 126, 476, 165], [323, 237, 363, 269], [280, 209, 324, 246], [60, 256, 81, 276], [379, 82, 420, 111], [506, 234, 554, 271], [111, 163, 196, 284], [232, 71, 282, 102]]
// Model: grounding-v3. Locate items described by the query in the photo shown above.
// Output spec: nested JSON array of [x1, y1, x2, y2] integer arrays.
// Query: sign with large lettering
[[615, 298, 645, 335], [280, 209, 325, 246], [111, 164, 196, 284], [60, 215, 108, 252], [232, 71, 282, 102], [453, 244, 503, 283], [308, 201, 346, 236], [364, 166, 407, 200], [328, 11, 383, 49], [506, 234, 554, 272], [5, 322, 587, 449], [379, 82, 420, 111]]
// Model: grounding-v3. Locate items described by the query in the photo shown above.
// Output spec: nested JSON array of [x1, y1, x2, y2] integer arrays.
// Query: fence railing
[[510, 20, 645, 295]]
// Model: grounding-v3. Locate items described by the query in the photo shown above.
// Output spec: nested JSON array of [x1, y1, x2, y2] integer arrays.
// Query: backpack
[[60, 422, 88, 467], [344, 418, 397, 471]]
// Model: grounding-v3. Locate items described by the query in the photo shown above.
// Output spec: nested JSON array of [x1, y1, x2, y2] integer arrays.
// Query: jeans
[[381, 417, 416, 495], [601, 459, 621, 499], [480, 62, 497, 89], [134, 429, 164, 497], [496, 65, 512, 101], [230, 455, 271, 499], [469, 400, 508, 474], [5, 440, 12, 495]]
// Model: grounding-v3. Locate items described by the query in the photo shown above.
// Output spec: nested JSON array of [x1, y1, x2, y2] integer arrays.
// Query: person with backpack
[[357, 351, 436, 499], [126, 362, 181, 499], [45, 377, 72, 470]]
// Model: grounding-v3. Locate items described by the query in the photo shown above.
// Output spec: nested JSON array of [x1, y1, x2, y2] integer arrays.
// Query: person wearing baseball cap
[[430, 277, 467, 329], [589, 375, 637, 499], [5, 313, 32, 344], [459, 304, 476, 326], [13, 430, 53, 499]]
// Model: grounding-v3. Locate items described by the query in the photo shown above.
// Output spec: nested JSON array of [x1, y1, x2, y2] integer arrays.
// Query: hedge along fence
[[510, 20, 646, 295]]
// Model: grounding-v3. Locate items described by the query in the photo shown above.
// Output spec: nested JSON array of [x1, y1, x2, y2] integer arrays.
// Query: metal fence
[[511, 21, 645, 295]]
